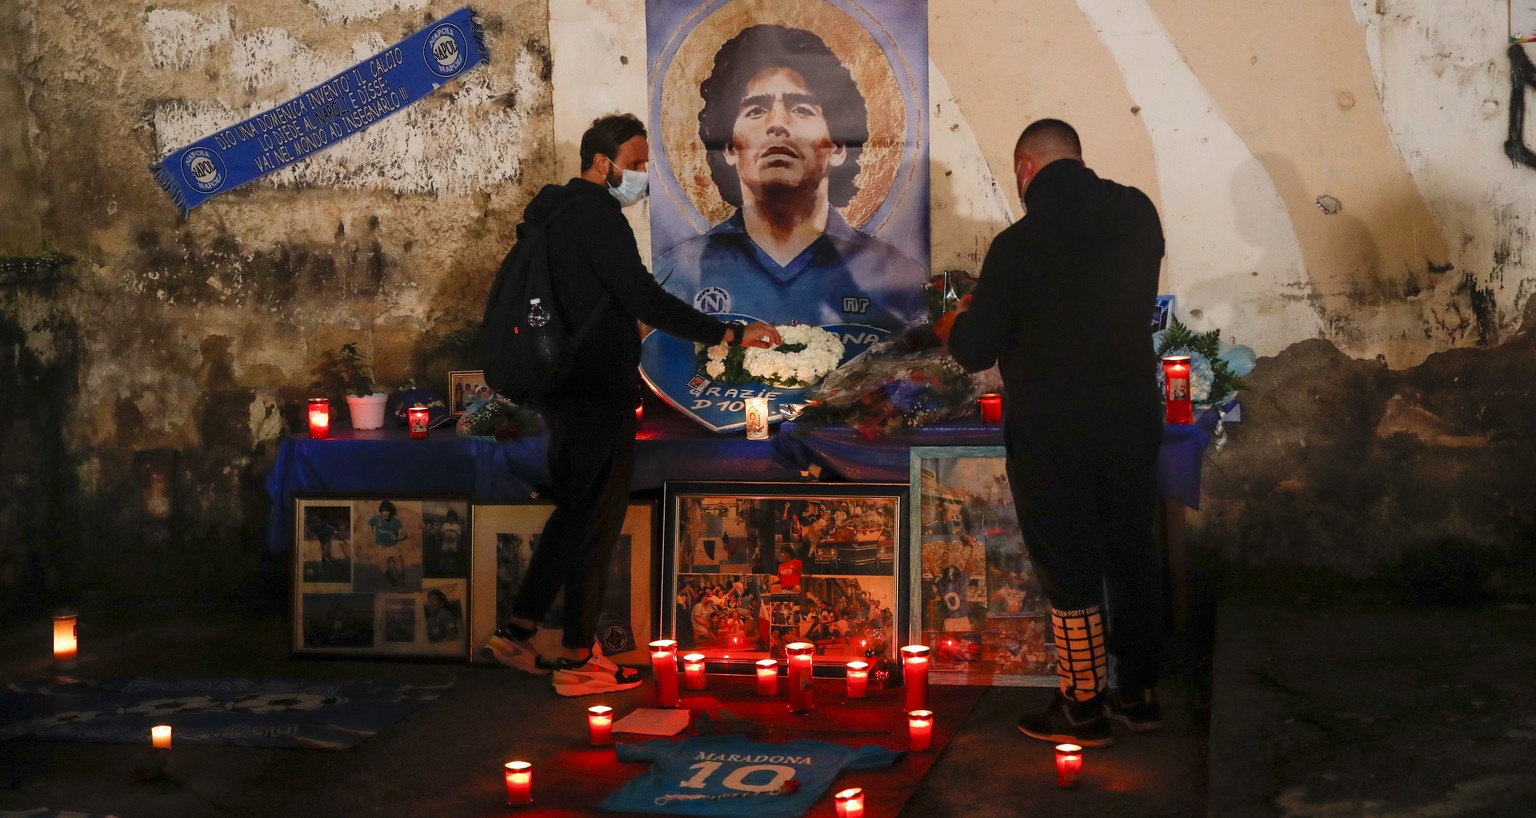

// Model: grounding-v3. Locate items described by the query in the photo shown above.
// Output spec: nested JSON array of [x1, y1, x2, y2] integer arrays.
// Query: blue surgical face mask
[[608, 167, 648, 207]]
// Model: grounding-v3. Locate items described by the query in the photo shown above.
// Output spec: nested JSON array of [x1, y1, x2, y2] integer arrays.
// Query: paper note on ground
[[613, 708, 691, 736]]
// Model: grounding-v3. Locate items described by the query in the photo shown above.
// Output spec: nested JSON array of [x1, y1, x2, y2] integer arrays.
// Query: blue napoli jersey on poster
[[638, 313, 889, 432], [642, 0, 930, 432], [600, 734, 905, 817]]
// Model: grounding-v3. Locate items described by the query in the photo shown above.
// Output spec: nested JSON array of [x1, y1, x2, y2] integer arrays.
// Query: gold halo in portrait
[[658, 0, 906, 231]]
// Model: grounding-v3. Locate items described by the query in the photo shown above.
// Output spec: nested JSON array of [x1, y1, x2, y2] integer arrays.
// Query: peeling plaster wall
[[1, 0, 44, 251], [548, 0, 652, 261], [921, 0, 1536, 575], [531, 0, 1536, 576], [7, 0, 1536, 611], [925, 0, 1533, 367], [3, 0, 554, 609], [1194, 317, 1536, 578]]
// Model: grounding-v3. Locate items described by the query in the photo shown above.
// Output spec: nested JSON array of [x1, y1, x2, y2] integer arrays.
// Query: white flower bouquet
[[698, 324, 846, 388]]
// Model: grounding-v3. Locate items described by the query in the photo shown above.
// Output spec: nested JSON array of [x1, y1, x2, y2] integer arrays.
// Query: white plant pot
[[346, 393, 389, 430]]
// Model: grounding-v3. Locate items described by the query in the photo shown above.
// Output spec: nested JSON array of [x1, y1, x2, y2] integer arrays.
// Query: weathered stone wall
[[1193, 309, 1536, 589], [3, 0, 1536, 617], [1, 1, 555, 613]]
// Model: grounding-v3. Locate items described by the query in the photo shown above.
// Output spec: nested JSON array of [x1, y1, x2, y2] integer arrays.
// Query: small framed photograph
[[1152, 295, 1176, 334], [293, 495, 471, 659], [469, 501, 655, 667], [448, 369, 494, 416], [909, 447, 1055, 687], [661, 481, 908, 676]]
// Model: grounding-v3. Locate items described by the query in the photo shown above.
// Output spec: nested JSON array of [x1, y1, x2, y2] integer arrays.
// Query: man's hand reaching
[[724, 321, 784, 349]]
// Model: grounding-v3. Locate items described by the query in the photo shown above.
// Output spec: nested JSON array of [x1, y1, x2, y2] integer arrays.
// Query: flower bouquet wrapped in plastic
[[795, 271, 999, 439], [1153, 316, 1248, 406]]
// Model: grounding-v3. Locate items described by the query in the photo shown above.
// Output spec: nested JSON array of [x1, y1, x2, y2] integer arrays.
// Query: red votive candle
[[52, 611, 78, 671], [845, 661, 870, 698], [901, 645, 930, 713], [307, 398, 330, 439], [978, 392, 1003, 423], [407, 404, 430, 439], [1056, 743, 1084, 788], [587, 705, 613, 745], [635, 403, 644, 428], [834, 786, 866, 817], [1162, 356, 1193, 424], [150, 724, 172, 750], [504, 760, 532, 805], [786, 642, 814, 713], [649, 640, 680, 707], [683, 653, 707, 690], [908, 709, 934, 751], [755, 659, 778, 695]]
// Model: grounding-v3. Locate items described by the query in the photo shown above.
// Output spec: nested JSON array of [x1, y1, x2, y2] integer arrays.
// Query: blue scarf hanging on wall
[[151, 6, 487, 215]]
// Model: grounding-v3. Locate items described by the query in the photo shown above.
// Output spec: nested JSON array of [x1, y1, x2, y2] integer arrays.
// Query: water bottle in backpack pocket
[[481, 199, 609, 403], [525, 298, 561, 374]]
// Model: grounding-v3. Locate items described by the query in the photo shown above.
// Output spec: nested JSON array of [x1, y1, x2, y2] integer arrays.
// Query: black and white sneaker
[[1017, 693, 1115, 747], [482, 627, 554, 675], [551, 651, 642, 697], [1105, 688, 1163, 732]]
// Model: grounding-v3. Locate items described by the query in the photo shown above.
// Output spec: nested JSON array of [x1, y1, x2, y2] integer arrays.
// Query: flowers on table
[[795, 271, 997, 439], [699, 324, 846, 388], [1153, 316, 1246, 406]]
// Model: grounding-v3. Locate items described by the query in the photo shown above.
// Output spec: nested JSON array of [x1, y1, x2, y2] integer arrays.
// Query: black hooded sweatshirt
[[522, 178, 729, 410], [948, 159, 1165, 414]]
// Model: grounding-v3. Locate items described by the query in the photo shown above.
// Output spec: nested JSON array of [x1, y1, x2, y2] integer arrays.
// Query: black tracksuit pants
[[1002, 400, 1165, 691], [512, 399, 636, 650]]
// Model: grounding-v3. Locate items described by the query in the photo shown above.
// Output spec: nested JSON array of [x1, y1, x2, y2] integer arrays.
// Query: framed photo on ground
[[661, 481, 908, 676], [293, 495, 471, 660], [909, 447, 1055, 686], [468, 501, 654, 667], [448, 369, 493, 416]]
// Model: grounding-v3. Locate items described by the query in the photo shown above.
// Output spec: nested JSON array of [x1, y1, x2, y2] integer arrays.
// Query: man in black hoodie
[[942, 119, 1166, 746], [483, 113, 780, 696]]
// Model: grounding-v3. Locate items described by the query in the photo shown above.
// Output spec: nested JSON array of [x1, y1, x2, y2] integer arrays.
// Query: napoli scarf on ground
[[151, 6, 486, 215]]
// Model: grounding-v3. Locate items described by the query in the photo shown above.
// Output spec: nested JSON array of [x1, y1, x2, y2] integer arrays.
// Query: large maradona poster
[[643, 0, 930, 432]]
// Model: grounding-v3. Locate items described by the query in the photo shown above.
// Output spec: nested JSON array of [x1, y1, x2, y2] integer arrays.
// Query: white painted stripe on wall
[[549, 0, 652, 263], [1075, 0, 1322, 354], [1362, 1, 1528, 338], [928, 60, 1017, 274]]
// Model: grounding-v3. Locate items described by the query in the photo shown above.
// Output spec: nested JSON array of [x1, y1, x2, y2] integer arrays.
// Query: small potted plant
[[326, 342, 389, 430]]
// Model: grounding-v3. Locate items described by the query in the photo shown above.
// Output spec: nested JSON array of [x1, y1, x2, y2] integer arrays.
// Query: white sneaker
[[482, 629, 553, 676], [551, 651, 642, 697]]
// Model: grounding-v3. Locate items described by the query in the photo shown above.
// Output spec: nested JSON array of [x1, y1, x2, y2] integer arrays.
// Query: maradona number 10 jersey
[[599, 734, 905, 817]]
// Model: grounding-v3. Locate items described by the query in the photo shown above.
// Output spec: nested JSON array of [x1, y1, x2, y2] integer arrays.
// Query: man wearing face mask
[[941, 119, 1166, 746], [483, 113, 781, 695]]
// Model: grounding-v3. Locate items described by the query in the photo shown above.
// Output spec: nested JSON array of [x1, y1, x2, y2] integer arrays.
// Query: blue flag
[[151, 6, 487, 215]]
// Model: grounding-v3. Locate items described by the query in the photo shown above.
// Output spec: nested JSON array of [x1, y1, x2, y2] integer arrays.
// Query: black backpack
[[481, 198, 608, 403]]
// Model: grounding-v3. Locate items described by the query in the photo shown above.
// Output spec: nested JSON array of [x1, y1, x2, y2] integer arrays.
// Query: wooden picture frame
[[468, 501, 655, 667], [660, 481, 908, 676], [909, 447, 1056, 687], [448, 369, 493, 416], [293, 495, 471, 660]]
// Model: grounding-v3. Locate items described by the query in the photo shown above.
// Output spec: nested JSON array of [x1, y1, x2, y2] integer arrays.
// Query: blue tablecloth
[[264, 410, 800, 553], [265, 406, 1223, 553], [770, 409, 1221, 510]]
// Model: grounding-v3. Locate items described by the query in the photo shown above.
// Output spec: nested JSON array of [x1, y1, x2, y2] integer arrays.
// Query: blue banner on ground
[[0, 675, 453, 750], [151, 6, 486, 215]]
